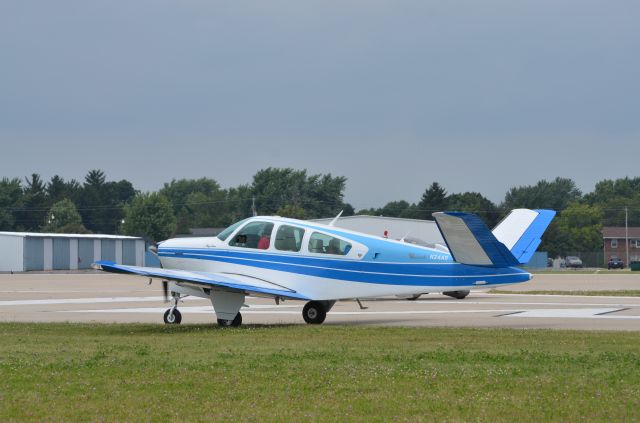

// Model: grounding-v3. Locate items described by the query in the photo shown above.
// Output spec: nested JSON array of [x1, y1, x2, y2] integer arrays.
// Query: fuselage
[[157, 216, 531, 300]]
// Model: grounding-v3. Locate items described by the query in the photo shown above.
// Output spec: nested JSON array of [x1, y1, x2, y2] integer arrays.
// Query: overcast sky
[[1, 1, 638, 209]]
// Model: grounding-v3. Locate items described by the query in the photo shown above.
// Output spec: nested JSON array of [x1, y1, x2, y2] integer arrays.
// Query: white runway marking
[[398, 300, 640, 307], [0, 296, 203, 306], [484, 293, 640, 300], [0, 290, 151, 294], [60, 305, 640, 320], [66, 307, 523, 315], [507, 308, 640, 319], [4, 296, 640, 308]]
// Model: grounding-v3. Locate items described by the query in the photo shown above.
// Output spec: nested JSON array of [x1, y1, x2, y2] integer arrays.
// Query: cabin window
[[308, 232, 352, 256], [229, 221, 274, 249], [217, 218, 250, 241], [275, 225, 305, 252], [611, 239, 618, 248]]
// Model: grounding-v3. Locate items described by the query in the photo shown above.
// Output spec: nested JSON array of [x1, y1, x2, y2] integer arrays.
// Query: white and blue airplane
[[94, 208, 555, 327]]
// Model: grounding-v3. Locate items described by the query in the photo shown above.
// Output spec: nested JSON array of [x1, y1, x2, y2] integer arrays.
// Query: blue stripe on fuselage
[[158, 248, 530, 287]]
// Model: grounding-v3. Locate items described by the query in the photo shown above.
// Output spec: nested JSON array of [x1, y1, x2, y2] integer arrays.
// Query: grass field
[[1, 324, 639, 422], [490, 290, 640, 297]]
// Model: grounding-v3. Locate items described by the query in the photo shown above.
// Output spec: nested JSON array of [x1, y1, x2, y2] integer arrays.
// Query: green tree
[[502, 177, 581, 211], [251, 168, 346, 219], [0, 178, 23, 230], [585, 177, 640, 226], [78, 170, 136, 234], [380, 200, 411, 217], [46, 175, 81, 205], [447, 192, 500, 227], [160, 178, 227, 232], [341, 203, 355, 217], [122, 193, 177, 242], [276, 204, 306, 219], [552, 203, 603, 255], [417, 182, 448, 219], [16, 174, 48, 231], [42, 199, 89, 233], [224, 184, 254, 224]]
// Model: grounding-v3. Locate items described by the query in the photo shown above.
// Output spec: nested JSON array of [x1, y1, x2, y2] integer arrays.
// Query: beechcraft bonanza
[[94, 209, 555, 327]]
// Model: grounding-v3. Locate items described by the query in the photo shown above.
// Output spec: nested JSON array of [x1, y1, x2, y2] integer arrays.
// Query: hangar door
[[122, 240, 136, 265], [101, 239, 116, 262], [24, 238, 44, 271], [78, 239, 94, 269], [52, 238, 70, 270]]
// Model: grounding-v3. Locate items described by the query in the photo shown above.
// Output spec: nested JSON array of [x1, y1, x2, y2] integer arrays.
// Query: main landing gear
[[302, 301, 335, 324], [163, 292, 182, 324], [217, 313, 242, 327], [160, 283, 245, 327], [443, 290, 470, 299]]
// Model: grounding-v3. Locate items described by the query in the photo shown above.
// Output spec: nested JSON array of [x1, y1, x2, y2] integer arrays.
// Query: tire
[[443, 290, 470, 300], [163, 308, 182, 324], [217, 312, 242, 327], [302, 301, 327, 324]]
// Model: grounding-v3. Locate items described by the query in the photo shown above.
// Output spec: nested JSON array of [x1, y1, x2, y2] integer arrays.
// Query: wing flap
[[94, 261, 310, 300], [432, 212, 520, 267]]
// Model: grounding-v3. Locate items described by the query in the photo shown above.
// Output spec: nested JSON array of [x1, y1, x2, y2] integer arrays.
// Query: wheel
[[443, 290, 470, 300], [163, 308, 182, 324], [217, 312, 242, 327], [302, 301, 327, 324]]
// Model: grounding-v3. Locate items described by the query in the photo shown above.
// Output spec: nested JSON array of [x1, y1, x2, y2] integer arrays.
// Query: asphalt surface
[[1, 272, 640, 330]]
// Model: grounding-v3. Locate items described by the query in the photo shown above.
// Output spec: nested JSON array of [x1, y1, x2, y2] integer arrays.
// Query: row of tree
[[0, 171, 135, 234], [2, 169, 640, 257], [0, 168, 352, 241]]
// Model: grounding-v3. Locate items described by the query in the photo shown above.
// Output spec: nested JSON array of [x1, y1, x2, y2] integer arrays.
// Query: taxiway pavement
[[1, 272, 639, 330]]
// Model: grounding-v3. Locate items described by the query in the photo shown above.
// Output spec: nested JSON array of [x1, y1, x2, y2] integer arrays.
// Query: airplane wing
[[93, 261, 310, 301]]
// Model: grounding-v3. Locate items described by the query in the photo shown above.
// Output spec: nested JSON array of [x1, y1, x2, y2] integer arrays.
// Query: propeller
[[162, 280, 169, 303]]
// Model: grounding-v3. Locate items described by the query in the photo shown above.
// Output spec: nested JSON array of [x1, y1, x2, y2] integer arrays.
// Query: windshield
[[216, 218, 250, 241]]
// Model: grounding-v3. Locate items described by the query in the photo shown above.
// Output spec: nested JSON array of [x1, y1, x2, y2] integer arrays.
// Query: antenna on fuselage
[[400, 231, 410, 242], [328, 210, 343, 227]]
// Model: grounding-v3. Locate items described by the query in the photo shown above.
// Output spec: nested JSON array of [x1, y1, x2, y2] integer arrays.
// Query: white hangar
[[0, 232, 145, 273]]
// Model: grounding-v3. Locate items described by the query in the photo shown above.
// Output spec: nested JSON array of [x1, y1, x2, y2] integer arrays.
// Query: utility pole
[[625, 207, 629, 267]]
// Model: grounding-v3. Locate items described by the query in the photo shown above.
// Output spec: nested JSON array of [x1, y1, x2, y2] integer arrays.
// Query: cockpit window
[[229, 221, 274, 249], [308, 232, 351, 256], [216, 218, 249, 241], [275, 225, 305, 252]]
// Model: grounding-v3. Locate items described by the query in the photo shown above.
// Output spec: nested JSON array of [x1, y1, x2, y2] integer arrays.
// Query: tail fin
[[432, 209, 555, 267], [433, 212, 520, 267], [491, 209, 556, 264]]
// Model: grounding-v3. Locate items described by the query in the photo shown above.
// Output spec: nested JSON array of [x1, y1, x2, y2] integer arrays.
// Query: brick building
[[602, 227, 640, 265]]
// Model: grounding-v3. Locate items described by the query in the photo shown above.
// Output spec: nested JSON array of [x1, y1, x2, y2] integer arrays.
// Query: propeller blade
[[162, 280, 168, 303]]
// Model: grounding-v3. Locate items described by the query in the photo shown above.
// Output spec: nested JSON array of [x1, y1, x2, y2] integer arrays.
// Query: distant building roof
[[190, 228, 223, 236], [311, 215, 435, 224], [311, 214, 443, 243], [174, 228, 224, 238], [0, 231, 142, 240], [602, 227, 640, 239]]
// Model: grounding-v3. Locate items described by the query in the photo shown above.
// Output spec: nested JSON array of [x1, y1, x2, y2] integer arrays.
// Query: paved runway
[[1, 272, 640, 330]]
